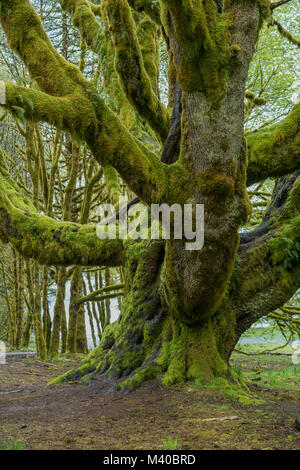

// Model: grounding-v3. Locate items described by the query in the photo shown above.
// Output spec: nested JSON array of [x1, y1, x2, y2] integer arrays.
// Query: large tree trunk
[[53, 169, 300, 390], [53, 240, 236, 390]]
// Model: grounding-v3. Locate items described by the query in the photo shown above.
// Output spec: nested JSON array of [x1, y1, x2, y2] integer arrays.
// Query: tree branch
[[0, 171, 124, 267], [89, 99, 191, 205], [0, 0, 190, 207], [78, 283, 125, 305], [127, 0, 161, 25], [270, 0, 294, 10], [247, 104, 300, 186], [102, 0, 169, 142], [2, 82, 98, 138], [161, 83, 182, 164], [233, 172, 300, 338], [0, 0, 86, 96], [59, 0, 102, 51]]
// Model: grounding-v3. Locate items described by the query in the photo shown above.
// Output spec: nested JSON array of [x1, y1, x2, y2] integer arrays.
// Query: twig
[[271, 0, 294, 10]]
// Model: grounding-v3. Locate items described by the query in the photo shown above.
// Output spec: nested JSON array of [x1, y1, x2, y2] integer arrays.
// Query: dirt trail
[[0, 358, 299, 450]]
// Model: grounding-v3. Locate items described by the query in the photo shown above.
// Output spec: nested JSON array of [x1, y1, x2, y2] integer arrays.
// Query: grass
[[247, 364, 300, 390], [236, 326, 297, 355], [0, 438, 24, 450], [233, 352, 300, 390], [201, 377, 265, 405], [162, 437, 180, 450]]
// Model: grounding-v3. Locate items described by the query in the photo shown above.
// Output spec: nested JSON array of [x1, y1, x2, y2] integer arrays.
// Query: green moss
[[50, 238, 238, 391], [103, 165, 122, 205], [273, 19, 300, 48], [230, 44, 241, 55], [205, 376, 264, 405], [5, 83, 98, 142], [247, 104, 300, 185], [0, 0, 90, 97], [65, 0, 102, 49], [257, 0, 271, 24], [197, 170, 235, 198], [234, 213, 300, 312], [102, 0, 169, 142], [160, 0, 232, 102], [0, 172, 124, 266], [136, 16, 160, 94], [128, 0, 162, 25]]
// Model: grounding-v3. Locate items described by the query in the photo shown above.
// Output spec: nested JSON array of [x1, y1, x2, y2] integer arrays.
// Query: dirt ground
[[0, 355, 299, 450]]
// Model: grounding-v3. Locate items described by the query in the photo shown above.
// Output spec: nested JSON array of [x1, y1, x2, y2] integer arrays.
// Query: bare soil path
[[0, 357, 299, 450]]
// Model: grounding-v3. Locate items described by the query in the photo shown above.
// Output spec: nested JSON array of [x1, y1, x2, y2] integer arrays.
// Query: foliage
[[0, 438, 24, 450], [162, 437, 180, 450]]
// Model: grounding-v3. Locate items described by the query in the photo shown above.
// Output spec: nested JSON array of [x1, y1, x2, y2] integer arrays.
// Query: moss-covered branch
[[78, 283, 125, 305], [0, 0, 189, 206], [127, 0, 162, 25], [160, 0, 231, 98], [62, 0, 168, 141], [2, 82, 98, 139], [247, 104, 300, 185], [102, 0, 169, 142], [0, 172, 124, 267], [3, 84, 185, 206], [59, 0, 102, 51], [273, 19, 300, 47], [89, 99, 191, 205], [0, 0, 87, 96], [233, 173, 300, 337]]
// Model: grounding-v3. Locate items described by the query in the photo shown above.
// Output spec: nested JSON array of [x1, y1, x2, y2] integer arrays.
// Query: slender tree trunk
[[67, 266, 82, 354], [22, 260, 35, 349], [83, 278, 97, 348], [49, 267, 67, 357], [61, 300, 68, 354], [32, 262, 47, 360], [42, 266, 51, 351], [104, 268, 111, 328], [21, 308, 33, 349], [76, 303, 88, 354]]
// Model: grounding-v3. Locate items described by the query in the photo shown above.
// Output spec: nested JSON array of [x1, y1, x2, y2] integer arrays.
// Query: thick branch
[[127, 0, 161, 25], [90, 99, 191, 205], [59, 0, 102, 51], [0, 0, 86, 96], [102, 0, 169, 142], [0, 0, 188, 205], [3, 84, 186, 207], [0, 172, 124, 267], [161, 0, 231, 97], [2, 82, 98, 138], [233, 173, 300, 337], [1, 47, 185, 206], [247, 104, 300, 186]]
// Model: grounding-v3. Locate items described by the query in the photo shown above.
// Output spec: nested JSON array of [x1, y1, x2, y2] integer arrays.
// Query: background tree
[[0, 0, 123, 356]]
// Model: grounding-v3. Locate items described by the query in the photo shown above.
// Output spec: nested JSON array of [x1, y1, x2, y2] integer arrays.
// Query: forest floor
[[0, 351, 299, 450]]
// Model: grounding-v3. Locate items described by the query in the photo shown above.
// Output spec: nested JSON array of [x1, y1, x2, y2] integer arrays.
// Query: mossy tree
[[0, 0, 299, 390]]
